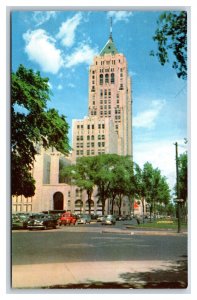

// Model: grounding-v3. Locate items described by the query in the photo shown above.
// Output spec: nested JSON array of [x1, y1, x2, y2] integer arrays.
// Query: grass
[[137, 219, 187, 231]]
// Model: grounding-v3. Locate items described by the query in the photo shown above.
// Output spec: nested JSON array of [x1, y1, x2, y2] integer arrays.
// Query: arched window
[[105, 74, 109, 84], [99, 74, 103, 85], [111, 73, 115, 83]]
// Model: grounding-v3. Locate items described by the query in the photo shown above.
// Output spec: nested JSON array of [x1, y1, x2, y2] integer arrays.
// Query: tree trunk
[[87, 190, 92, 215]]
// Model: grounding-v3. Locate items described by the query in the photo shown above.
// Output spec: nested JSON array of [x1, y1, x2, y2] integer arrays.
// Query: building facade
[[12, 29, 142, 216]]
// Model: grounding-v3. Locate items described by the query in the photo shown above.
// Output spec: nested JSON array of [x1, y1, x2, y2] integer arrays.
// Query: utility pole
[[175, 142, 181, 233]]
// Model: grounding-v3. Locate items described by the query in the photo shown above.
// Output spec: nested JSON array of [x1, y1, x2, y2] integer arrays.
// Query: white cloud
[[64, 43, 98, 68], [33, 11, 56, 27], [133, 139, 187, 191], [57, 84, 63, 90], [23, 29, 63, 74], [133, 99, 165, 129], [47, 82, 53, 90], [56, 13, 82, 47], [107, 11, 133, 23]]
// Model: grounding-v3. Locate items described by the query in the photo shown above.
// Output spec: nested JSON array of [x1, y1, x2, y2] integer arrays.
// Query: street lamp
[[174, 198, 184, 233]]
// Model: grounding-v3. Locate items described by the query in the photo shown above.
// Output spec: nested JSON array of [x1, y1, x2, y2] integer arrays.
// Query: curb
[[101, 229, 187, 236]]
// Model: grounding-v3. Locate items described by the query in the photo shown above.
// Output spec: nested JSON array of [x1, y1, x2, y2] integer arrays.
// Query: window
[[87, 135, 90, 140], [105, 74, 109, 84], [102, 124, 105, 129], [91, 135, 94, 140], [111, 73, 115, 83], [99, 74, 103, 85], [87, 125, 90, 129], [92, 124, 94, 129]]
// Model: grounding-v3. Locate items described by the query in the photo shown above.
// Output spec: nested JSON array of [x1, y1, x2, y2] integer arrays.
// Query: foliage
[[134, 162, 171, 220], [60, 156, 96, 214], [151, 11, 187, 79], [178, 152, 188, 202], [93, 154, 122, 215], [109, 156, 134, 215], [12, 64, 70, 197]]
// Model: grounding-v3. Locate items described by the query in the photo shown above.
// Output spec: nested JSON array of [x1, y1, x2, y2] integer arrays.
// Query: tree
[[175, 151, 188, 222], [93, 154, 120, 215], [134, 162, 170, 221], [178, 152, 188, 202], [151, 11, 187, 79], [12, 64, 70, 197], [60, 156, 96, 214], [109, 156, 134, 216]]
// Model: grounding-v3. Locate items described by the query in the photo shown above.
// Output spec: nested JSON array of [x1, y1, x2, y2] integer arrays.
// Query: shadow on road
[[41, 258, 188, 289]]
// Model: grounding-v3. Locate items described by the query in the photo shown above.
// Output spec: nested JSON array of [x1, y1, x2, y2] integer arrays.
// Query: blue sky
[[11, 9, 188, 192]]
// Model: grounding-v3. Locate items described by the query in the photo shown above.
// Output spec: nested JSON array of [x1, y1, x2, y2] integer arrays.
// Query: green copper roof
[[100, 37, 118, 56]]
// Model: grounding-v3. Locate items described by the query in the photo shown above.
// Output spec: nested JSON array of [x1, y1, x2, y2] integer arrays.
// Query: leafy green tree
[[60, 156, 96, 214], [134, 162, 170, 221], [12, 64, 70, 197], [178, 152, 188, 202], [109, 156, 134, 216], [93, 154, 120, 215], [151, 11, 187, 79]]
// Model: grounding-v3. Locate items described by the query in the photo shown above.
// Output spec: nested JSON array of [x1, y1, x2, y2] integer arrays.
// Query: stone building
[[12, 27, 142, 217]]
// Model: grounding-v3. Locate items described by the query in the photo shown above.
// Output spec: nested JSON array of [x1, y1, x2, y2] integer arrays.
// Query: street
[[12, 222, 188, 289]]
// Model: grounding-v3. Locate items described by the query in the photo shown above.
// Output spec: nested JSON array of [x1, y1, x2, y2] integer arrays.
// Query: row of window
[[95, 59, 122, 66], [76, 124, 105, 130], [76, 149, 106, 156], [76, 142, 105, 148], [99, 73, 115, 85]]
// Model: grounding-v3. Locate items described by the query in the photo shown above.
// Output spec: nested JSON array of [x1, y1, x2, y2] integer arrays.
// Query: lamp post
[[174, 142, 183, 233]]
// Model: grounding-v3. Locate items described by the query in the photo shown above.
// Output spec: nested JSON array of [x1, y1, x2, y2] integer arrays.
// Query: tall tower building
[[72, 26, 133, 161]]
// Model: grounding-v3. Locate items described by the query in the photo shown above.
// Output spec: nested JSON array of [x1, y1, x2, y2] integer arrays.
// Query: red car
[[59, 212, 77, 226]]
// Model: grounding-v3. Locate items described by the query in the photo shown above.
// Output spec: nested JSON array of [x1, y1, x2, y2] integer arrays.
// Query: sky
[[11, 9, 188, 194]]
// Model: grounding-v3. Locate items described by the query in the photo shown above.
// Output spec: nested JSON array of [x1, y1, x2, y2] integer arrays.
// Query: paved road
[[11, 223, 188, 289]]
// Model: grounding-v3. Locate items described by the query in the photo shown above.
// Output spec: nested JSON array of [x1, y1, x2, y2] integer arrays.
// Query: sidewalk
[[12, 259, 184, 289]]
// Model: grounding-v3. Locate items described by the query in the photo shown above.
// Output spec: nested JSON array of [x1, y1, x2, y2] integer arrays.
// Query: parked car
[[97, 215, 105, 222], [12, 213, 30, 229], [101, 215, 116, 225], [116, 215, 127, 221], [77, 214, 91, 224], [27, 213, 58, 230], [59, 212, 77, 226]]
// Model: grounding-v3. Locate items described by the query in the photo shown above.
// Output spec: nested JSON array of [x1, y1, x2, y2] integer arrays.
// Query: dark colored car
[[27, 213, 58, 230], [59, 212, 77, 226]]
